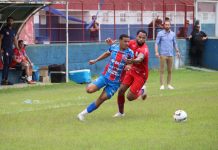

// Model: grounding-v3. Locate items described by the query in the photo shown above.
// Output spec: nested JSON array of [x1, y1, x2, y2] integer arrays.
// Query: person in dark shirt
[[90, 15, 99, 42], [188, 25, 208, 67], [0, 16, 18, 85], [155, 16, 163, 38]]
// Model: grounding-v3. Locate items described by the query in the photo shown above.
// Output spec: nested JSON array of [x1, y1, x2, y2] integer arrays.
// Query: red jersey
[[128, 40, 149, 80], [11, 47, 28, 67]]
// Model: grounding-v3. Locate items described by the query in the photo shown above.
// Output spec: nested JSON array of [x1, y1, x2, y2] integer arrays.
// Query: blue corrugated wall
[[26, 39, 188, 75]]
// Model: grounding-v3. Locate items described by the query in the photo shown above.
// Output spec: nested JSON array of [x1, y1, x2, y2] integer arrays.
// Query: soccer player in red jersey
[[106, 29, 149, 117]]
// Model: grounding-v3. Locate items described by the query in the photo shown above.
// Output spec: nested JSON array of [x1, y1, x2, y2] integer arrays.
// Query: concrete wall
[[26, 39, 188, 76]]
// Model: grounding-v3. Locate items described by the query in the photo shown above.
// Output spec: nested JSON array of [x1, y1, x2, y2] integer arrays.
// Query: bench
[[0, 58, 26, 84], [0, 67, 24, 84]]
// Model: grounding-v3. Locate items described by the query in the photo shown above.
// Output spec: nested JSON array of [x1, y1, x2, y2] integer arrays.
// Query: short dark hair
[[164, 20, 171, 24], [18, 40, 23, 44], [119, 34, 129, 40], [7, 16, 14, 22], [136, 29, 147, 36], [165, 17, 170, 21]]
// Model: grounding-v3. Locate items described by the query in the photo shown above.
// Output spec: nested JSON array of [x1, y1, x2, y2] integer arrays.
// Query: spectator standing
[[0, 17, 18, 85], [155, 20, 180, 90], [188, 24, 208, 67], [90, 15, 99, 42]]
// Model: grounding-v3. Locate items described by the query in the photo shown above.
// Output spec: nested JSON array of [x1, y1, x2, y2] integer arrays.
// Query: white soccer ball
[[173, 110, 187, 122]]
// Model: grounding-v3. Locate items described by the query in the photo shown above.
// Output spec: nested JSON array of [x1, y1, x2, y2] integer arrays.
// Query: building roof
[[0, 1, 50, 35], [52, 0, 194, 11]]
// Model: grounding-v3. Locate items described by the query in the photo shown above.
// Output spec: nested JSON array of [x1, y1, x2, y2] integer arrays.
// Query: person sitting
[[10, 40, 36, 84]]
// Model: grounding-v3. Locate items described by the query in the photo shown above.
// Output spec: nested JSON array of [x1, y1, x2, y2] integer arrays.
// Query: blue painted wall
[[201, 24, 216, 37], [26, 39, 188, 76], [2, 38, 216, 84], [203, 39, 218, 70]]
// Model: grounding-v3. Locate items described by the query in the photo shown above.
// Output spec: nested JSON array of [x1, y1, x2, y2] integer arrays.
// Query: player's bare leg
[[77, 90, 109, 121], [125, 75, 147, 101], [86, 83, 99, 93], [127, 85, 147, 101], [113, 84, 129, 117]]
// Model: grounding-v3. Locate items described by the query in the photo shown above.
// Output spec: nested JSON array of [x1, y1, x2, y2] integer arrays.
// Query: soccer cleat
[[113, 112, 125, 118], [167, 85, 174, 90], [27, 80, 36, 84], [140, 85, 147, 100], [77, 113, 85, 121], [160, 85, 165, 90]]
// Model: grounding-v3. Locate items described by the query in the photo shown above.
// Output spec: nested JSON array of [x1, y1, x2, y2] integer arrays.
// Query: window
[[137, 12, 142, 22], [202, 12, 208, 21], [103, 12, 109, 22], [120, 13, 126, 22], [39, 10, 46, 25]]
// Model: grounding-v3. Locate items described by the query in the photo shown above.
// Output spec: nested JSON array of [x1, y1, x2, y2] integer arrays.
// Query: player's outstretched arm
[[105, 38, 117, 45], [126, 53, 144, 64], [89, 51, 111, 65]]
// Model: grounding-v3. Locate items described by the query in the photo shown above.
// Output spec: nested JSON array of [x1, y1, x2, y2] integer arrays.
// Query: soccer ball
[[173, 110, 187, 122]]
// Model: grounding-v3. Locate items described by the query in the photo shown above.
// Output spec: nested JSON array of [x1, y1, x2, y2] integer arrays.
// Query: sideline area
[[0, 82, 53, 90]]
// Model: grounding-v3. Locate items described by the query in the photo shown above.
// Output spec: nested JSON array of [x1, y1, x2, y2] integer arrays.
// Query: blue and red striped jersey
[[102, 44, 134, 83]]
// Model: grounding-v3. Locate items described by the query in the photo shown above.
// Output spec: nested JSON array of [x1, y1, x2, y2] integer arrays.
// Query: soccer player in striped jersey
[[77, 34, 134, 121], [106, 30, 149, 117]]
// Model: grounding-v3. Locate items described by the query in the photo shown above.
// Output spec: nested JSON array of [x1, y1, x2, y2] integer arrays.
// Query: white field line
[[0, 102, 88, 115], [1, 87, 217, 115]]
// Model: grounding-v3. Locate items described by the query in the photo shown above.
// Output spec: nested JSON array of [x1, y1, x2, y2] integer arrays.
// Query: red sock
[[117, 95, 125, 114]]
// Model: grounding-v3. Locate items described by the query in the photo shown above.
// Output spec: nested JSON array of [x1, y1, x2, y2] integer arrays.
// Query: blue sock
[[87, 102, 97, 113]]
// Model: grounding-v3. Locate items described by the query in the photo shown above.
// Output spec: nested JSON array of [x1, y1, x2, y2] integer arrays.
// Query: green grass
[[0, 69, 218, 150]]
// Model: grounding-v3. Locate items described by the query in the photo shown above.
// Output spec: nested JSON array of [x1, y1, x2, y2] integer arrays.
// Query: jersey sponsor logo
[[107, 68, 118, 76]]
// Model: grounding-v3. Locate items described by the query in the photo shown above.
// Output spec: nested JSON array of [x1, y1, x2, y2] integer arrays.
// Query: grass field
[[0, 69, 218, 150]]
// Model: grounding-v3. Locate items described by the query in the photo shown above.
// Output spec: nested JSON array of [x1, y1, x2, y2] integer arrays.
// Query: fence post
[[81, 1, 85, 42], [216, 2, 218, 37], [141, 1, 143, 29], [184, 4, 187, 35], [113, 2, 116, 40], [98, 2, 101, 42], [66, 1, 69, 82], [153, 3, 155, 40], [128, 2, 130, 37], [192, 5, 195, 29], [48, 7, 51, 42], [163, 0, 166, 21], [195, 0, 198, 23], [174, 3, 177, 34]]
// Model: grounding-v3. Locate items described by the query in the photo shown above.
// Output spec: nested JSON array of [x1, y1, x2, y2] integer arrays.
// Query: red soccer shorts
[[122, 69, 146, 96]]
